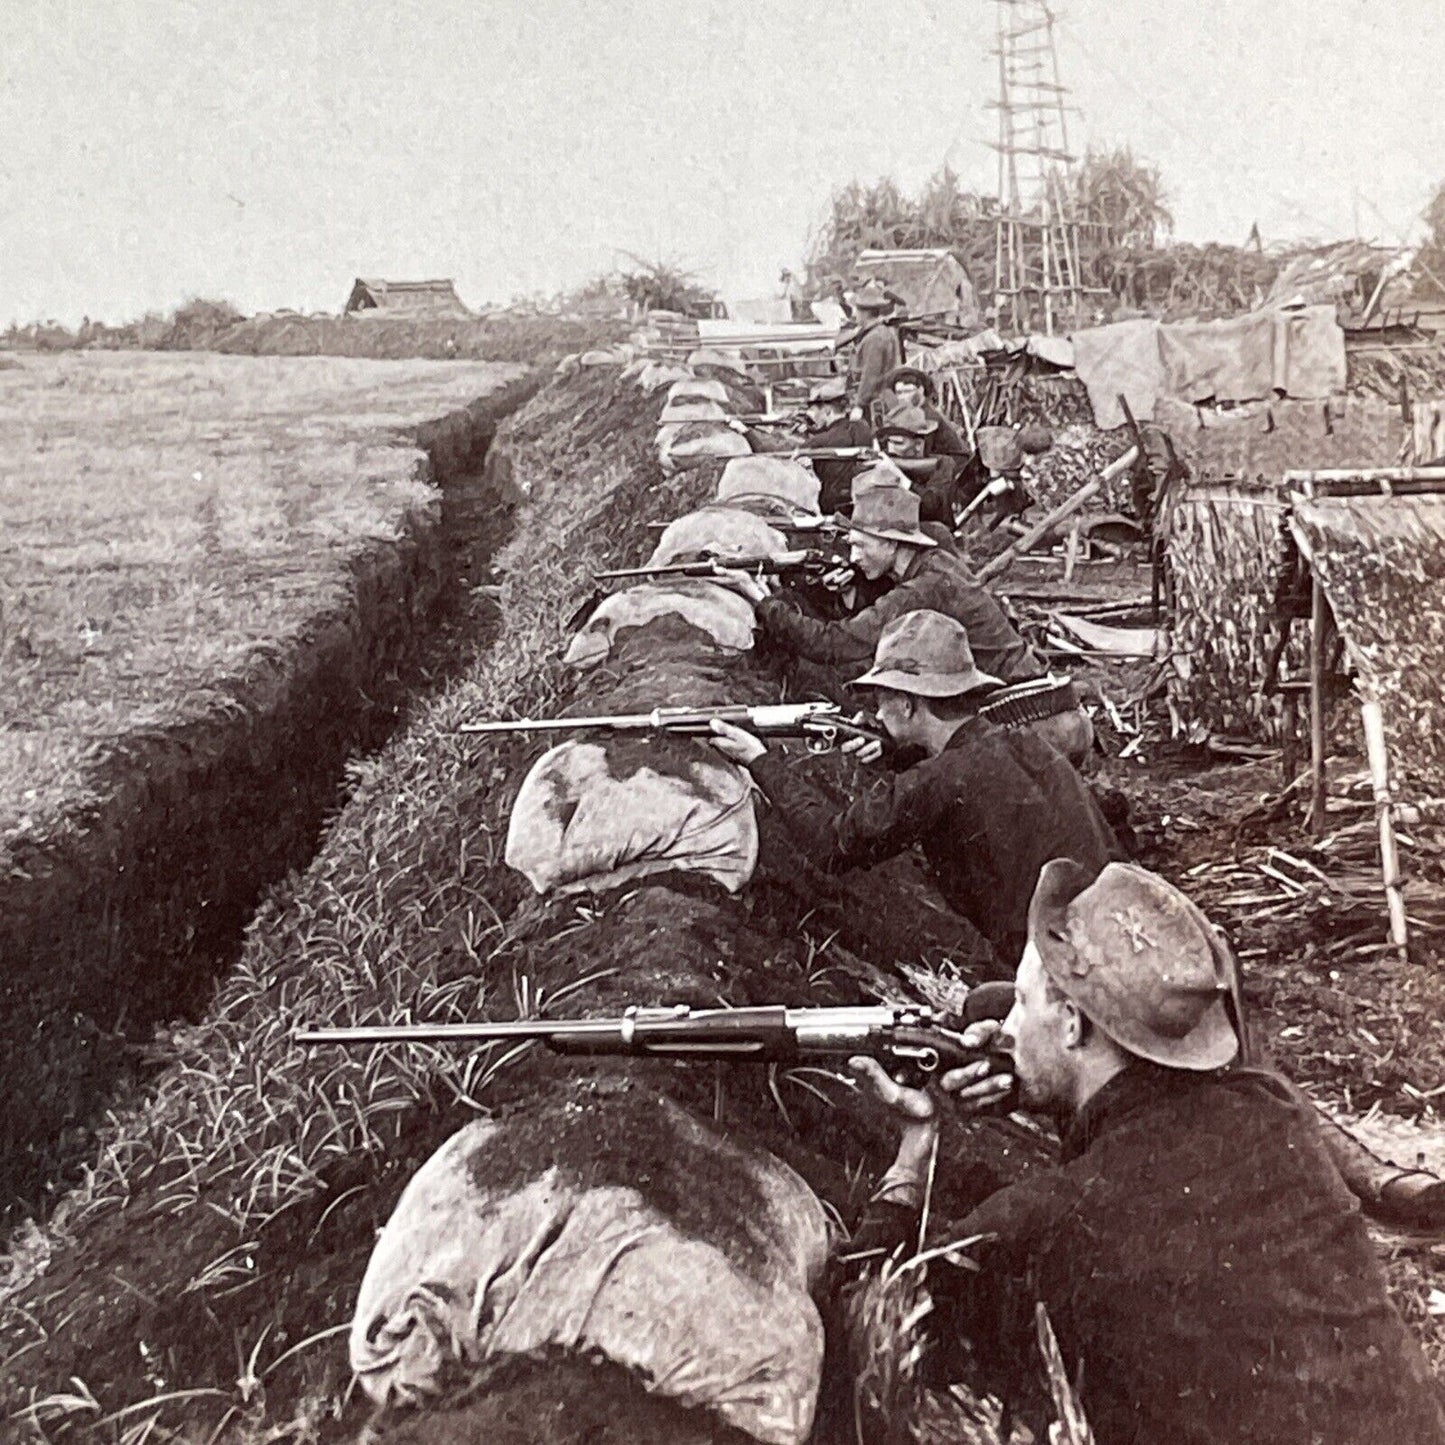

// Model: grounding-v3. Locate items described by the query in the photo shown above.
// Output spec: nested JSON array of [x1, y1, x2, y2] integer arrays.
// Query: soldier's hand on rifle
[[821, 564, 855, 593], [842, 734, 884, 765], [725, 417, 748, 434], [850, 1020, 1015, 1123], [711, 567, 770, 605], [708, 718, 768, 765]]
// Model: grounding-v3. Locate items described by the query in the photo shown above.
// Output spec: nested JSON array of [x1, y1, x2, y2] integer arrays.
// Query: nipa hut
[[853, 248, 980, 327], [343, 277, 472, 318], [1167, 457, 1445, 956]]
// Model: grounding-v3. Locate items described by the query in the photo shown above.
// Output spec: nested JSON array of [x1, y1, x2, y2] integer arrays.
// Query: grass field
[[0, 351, 521, 843]]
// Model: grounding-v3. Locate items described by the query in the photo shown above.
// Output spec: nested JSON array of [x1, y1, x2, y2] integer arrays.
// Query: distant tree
[[617, 257, 717, 318], [806, 168, 994, 293], [170, 296, 244, 329], [1073, 146, 1173, 251], [160, 297, 245, 350]]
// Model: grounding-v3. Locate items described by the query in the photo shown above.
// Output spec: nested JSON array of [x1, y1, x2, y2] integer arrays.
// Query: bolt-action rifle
[[296, 981, 1017, 1090], [594, 549, 834, 584], [458, 700, 885, 754], [645, 515, 849, 538]]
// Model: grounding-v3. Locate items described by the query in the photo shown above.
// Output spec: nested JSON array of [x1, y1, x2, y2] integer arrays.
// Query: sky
[[3, 0, 1442, 326]]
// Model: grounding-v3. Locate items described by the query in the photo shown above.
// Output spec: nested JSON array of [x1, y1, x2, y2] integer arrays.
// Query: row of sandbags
[[350, 359, 867, 1443], [509, 356, 836, 902]]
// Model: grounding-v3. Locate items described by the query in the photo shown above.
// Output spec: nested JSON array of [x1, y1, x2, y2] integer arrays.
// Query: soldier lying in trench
[[709, 608, 1122, 973], [719, 481, 1096, 767], [844, 859, 1445, 1445]]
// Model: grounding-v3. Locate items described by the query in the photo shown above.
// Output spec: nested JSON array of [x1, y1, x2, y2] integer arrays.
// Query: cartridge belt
[[979, 674, 1080, 728]]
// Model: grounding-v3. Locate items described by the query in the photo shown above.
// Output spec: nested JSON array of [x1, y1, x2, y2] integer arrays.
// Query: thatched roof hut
[[1266, 240, 1416, 331], [1286, 476, 1445, 793], [1167, 463, 1445, 953], [343, 278, 472, 319], [1161, 396, 1411, 744], [853, 249, 980, 327]]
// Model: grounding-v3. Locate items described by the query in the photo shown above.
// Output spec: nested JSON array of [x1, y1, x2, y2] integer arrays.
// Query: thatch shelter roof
[[344, 278, 472, 319], [1286, 477, 1445, 791], [853, 248, 980, 327], [1266, 241, 1412, 327]]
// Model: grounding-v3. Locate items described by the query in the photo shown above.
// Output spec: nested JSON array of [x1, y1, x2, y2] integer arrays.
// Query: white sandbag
[[638, 362, 694, 394], [564, 581, 756, 668], [666, 377, 730, 405], [351, 1100, 830, 1444], [504, 739, 758, 895], [686, 348, 751, 376], [716, 456, 821, 514], [659, 398, 729, 424], [579, 349, 622, 367], [659, 424, 751, 475], [650, 508, 789, 566]]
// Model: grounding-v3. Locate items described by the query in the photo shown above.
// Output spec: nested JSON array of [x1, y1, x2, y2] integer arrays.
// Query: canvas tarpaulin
[[351, 1101, 831, 1445], [564, 581, 757, 668], [1069, 318, 1166, 430], [1071, 306, 1346, 429], [505, 739, 759, 895]]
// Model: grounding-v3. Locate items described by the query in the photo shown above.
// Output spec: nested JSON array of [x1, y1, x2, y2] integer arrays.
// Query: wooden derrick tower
[[989, 0, 1095, 334]]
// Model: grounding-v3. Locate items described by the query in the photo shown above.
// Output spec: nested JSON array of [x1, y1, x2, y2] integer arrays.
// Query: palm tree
[[1073, 146, 1173, 251]]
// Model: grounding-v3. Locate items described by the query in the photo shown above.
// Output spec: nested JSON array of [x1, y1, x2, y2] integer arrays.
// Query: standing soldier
[[843, 281, 902, 416]]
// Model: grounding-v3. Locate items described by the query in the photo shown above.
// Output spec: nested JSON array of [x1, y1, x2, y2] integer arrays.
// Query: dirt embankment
[[0, 369, 1052, 1444], [0, 371, 540, 1221]]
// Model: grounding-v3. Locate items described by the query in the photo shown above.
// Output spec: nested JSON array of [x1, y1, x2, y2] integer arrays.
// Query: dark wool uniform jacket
[[749, 718, 1119, 964], [856, 1067, 1445, 1445], [756, 547, 1047, 683]]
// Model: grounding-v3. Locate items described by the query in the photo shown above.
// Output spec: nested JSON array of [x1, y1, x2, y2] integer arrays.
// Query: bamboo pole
[[1360, 695, 1410, 961], [977, 447, 1140, 585], [1308, 576, 1328, 838]]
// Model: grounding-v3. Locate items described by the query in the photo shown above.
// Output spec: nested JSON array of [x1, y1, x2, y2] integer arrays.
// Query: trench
[[0, 372, 541, 1221]]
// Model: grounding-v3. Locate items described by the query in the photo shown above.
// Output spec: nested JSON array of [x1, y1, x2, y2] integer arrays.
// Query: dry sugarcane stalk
[[1360, 694, 1410, 961], [1035, 1303, 1095, 1445], [1309, 576, 1329, 838]]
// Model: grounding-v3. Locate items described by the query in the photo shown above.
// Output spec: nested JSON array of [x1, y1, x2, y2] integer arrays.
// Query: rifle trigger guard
[[892, 1043, 940, 1074], [805, 726, 836, 754]]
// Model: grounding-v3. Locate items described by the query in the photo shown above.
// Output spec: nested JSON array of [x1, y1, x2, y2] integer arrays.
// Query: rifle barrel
[[295, 1019, 617, 1046]]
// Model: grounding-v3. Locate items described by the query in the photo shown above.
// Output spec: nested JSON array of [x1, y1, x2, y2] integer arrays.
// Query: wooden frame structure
[[1279, 467, 1445, 961]]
